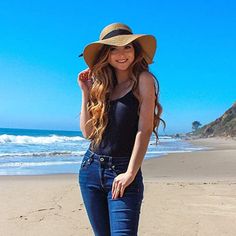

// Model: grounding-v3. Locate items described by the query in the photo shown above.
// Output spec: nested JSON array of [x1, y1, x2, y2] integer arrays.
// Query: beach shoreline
[[1, 137, 236, 236]]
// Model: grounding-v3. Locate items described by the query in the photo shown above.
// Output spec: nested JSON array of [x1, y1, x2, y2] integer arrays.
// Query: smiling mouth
[[116, 59, 128, 63]]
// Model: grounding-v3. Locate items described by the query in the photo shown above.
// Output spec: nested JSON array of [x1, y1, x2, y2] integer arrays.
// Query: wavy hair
[[84, 40, 166, 150]]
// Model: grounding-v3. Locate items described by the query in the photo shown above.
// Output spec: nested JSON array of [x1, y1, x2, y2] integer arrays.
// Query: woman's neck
[[115, 70, 130, 84]]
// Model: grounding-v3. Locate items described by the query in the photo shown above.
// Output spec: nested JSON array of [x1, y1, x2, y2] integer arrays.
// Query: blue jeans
[[78, 148, 144, 236]]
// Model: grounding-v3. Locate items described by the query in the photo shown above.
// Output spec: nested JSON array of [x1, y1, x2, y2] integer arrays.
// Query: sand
[[0, 137, 236, 236]]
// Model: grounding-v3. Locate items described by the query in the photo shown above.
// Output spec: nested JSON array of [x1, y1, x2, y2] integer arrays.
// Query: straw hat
[[79, 23, 157, 69]]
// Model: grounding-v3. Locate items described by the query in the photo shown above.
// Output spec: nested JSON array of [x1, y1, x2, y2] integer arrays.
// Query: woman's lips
[[116, 59, 128, 63]]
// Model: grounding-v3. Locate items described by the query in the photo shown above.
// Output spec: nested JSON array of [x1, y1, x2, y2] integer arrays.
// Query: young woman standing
[[77, 22, 165, 236]]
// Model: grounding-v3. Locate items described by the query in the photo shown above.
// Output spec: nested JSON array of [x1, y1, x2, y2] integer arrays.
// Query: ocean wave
[[0, 146, 206, 159], [0, 150, 84, 158], [147, 149, 204, 154], [149, 137, 180, 143], [0, 134, 85, 144], [0, 161, 81, 168]]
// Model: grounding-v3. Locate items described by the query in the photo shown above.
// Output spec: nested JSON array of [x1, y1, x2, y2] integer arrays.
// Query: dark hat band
[[79, 29, 133, 57], [101, 29, 132, 40]]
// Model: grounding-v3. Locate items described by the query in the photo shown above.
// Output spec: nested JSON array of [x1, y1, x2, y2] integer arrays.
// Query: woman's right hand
[[77, 68, 93, 95]]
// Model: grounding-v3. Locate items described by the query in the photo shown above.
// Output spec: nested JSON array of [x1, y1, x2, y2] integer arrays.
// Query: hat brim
[[82, 34, 157, 69]]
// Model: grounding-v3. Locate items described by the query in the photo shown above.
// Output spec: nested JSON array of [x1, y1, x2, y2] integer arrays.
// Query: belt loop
[[89, 151, 95, 159]]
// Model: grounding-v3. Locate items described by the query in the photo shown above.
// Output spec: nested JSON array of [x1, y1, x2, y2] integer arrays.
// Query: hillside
[[190, 101, 236, 138]]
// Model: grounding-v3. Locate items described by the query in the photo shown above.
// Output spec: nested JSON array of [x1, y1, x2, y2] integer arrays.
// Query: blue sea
[[0, 128, 206, 175]]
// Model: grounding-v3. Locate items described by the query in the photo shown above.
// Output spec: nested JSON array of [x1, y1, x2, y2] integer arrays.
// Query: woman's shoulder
[[137, 71, 156, 102], [139, 71, 156, 83]]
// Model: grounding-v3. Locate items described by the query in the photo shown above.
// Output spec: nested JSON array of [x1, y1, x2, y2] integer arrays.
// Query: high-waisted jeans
[[78, 148, 144, 236]]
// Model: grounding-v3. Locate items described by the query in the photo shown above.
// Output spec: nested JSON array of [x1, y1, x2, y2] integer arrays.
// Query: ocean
[[0, 128, 206, 175]]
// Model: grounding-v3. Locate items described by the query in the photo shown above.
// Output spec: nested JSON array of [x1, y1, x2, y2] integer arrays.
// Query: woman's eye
[[110, 45, 132, 52]]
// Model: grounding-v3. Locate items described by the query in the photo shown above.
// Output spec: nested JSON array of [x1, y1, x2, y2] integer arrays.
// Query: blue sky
[[0, 0, 235, 135]]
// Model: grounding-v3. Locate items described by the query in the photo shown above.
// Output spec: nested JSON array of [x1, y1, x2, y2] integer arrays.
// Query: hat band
[[78, 29, 133, 57], [102, 29, 132, 40]]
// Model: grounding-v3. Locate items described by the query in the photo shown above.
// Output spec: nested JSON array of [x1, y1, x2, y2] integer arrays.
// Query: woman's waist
[[85, 148, 131, 164]]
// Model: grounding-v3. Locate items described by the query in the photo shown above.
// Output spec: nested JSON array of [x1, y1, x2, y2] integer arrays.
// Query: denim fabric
[[78, 148, 144, 236]]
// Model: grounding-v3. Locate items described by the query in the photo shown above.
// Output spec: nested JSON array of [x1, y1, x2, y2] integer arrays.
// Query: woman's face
[[108, 43, 135, 71]]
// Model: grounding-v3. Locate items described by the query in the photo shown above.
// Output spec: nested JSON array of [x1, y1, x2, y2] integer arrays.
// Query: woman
[[77, 22, 165, 236]]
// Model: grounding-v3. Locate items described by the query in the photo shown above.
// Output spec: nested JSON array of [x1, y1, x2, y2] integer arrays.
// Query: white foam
[[146, 147, 206, 155], [0, 161, 81, 168], [0, 134, 85, 144], [0, 150, 84, 158]]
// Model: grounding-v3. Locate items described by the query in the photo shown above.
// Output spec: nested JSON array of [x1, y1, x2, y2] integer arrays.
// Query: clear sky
[[0, 0, 235, 135]]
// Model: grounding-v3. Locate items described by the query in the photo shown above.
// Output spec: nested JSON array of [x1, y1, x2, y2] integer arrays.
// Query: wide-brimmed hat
[[79, 23, 157, 69]]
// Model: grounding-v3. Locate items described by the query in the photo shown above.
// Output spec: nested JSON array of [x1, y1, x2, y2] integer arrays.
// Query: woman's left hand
[[112, 172, 135, 199]]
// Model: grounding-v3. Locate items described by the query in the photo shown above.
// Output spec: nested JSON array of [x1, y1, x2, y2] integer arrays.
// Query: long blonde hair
[[84, 40, 166, 150]]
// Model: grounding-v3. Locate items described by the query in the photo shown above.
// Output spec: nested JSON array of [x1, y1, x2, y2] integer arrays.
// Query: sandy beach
[[1, 137, 236, 236]]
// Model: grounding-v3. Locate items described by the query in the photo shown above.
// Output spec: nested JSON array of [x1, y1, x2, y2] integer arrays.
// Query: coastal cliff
[[191, 101, 236, 138]]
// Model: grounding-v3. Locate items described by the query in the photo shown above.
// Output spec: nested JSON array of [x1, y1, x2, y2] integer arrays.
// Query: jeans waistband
[[85, 148, 131, 163]]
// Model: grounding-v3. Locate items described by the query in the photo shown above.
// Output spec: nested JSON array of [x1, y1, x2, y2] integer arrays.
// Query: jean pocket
[[111, 162, 129, 176], [126, 172, 144, 196], [112, 165, 143, 191]]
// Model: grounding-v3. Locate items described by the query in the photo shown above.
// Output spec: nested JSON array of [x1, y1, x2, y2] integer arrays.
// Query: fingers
[[112, 179, 119, 199], [111, 179, 117, 199], [78, 68, 91, 81], [119, 185, 125, 198], [79, 72, 89, 81], [112, 179, 125, 199]]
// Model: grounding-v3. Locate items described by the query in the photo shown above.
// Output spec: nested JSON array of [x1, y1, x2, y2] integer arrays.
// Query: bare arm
[[77, 69, 93, 139], [79, 93, 93, 139], [111, 71, 156, 199], [126, 71, 156, 177]]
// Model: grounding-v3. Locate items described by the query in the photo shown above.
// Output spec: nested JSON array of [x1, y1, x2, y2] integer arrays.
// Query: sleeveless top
[[89, 89, 140, 157]]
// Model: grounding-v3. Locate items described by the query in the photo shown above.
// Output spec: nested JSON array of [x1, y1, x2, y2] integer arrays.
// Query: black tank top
[[89, 89, 139, 157]]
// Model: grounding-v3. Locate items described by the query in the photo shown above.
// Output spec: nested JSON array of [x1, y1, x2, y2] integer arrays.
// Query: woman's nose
[[117, 51, 126, 58]]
